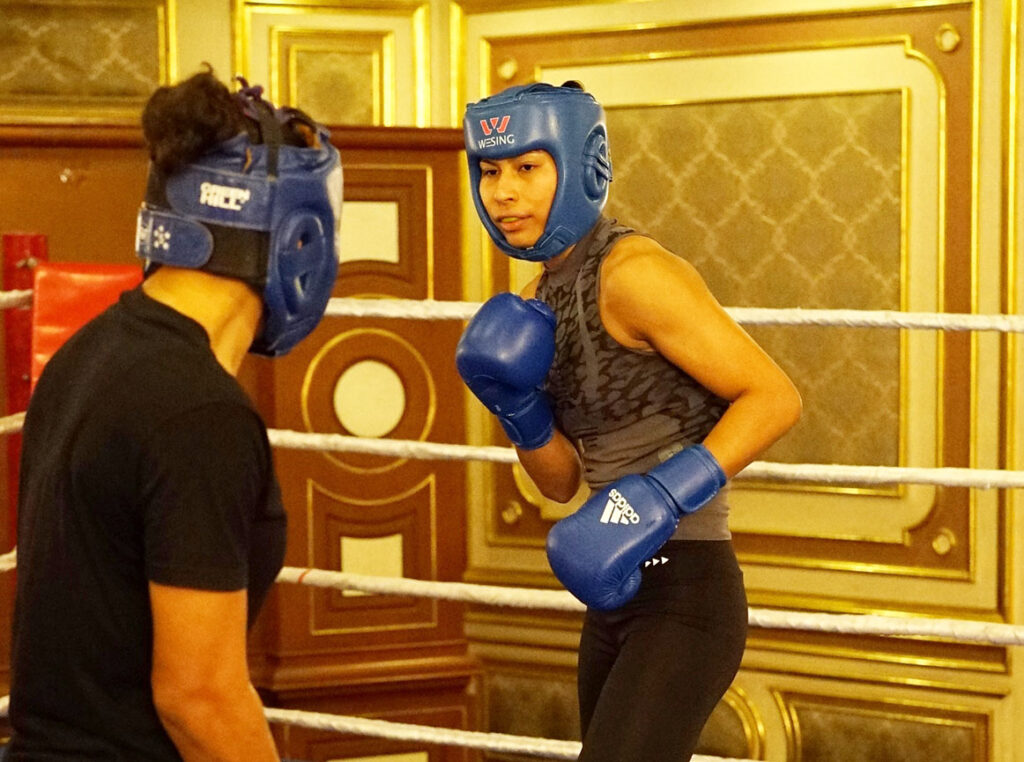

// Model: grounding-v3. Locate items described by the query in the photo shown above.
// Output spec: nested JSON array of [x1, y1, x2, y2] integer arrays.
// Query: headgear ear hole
[[582, 131, 611, 200]]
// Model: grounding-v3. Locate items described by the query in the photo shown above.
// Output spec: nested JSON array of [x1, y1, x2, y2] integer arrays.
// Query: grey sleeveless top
[[535, 216, 731, 540]]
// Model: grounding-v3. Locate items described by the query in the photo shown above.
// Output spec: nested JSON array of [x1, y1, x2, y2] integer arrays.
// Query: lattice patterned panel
[[606, 92, 902, 467], [0, 0, 165, 121], [274, 29, 392, 126], [778, 691, 989, 762]]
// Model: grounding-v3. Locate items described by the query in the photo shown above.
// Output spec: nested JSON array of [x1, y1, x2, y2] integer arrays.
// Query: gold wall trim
[[164, 0, 176, 81], [245, 0, 423, 7], [739, 551, 972, 580], [722, 686, 767, 757], [748, 633, 1007, 675], [513, 33, 949, 69], [413, 2, 430, 126], [1004, 0, 1021, 634], [457, 0, 972, 19], [449, 0, 465, 126]]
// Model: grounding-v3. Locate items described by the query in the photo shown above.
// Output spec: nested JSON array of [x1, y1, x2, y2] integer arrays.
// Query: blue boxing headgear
[[135, 82, 342, 356], [463, 82, 612, 262]]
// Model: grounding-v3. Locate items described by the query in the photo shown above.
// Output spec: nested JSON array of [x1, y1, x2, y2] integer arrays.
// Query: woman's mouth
[[495, 214, 528, 232]]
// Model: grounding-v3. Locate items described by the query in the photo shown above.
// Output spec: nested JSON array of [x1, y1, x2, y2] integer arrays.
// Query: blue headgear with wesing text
[[463, 82, 612, 262], [135, 82, 342, 357]]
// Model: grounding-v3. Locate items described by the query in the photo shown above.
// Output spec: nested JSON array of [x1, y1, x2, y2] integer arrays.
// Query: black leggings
[[576, 540, 748, 762]]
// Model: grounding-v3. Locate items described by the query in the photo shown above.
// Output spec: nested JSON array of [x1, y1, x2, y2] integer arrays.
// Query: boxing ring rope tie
[[0, 413, 24, 438], [0, 290, 32, 311]]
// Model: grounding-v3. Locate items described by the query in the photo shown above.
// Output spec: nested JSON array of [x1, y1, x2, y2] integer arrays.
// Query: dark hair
[[141, 65, 247, 174]]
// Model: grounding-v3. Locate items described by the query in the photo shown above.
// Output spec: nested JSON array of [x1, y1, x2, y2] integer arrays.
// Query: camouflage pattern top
[[535, 216, 731, 540]]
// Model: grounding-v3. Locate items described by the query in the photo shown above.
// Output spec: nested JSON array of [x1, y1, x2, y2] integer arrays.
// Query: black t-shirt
[[9, 286, 287, 760]]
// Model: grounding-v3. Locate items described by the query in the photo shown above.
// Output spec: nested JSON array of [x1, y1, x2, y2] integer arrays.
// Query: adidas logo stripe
[[599, 488, 640, 525], [599, 501, 633, 525]]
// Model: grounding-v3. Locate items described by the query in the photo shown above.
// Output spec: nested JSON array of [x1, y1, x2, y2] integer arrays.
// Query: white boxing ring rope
[[1, 293, 1024, 759], [263, 427, 1024, 489], [324, 296, 1024, 333], [2, 513, 1024, 644], [2, 410, 1021, 489], [0, 700, 743, 762]]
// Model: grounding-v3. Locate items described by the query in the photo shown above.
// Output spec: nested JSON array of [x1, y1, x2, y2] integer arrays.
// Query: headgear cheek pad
[[463, 83, 612, 262], [135, 95, 342, 357]]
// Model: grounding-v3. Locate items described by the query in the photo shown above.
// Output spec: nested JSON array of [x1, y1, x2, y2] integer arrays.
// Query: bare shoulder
[[601, 234, 706, 303]]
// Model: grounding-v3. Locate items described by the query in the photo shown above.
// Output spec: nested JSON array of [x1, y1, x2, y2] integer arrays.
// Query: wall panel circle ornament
[[301, 328, 435, 474], [931, 528, 957, 556], [496, 57, 519, 82], [935, 23, 961, 53], [332, 360, 406, 438]]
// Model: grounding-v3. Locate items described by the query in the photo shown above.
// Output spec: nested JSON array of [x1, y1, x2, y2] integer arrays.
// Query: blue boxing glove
[[546, 444, 726, 610], [456, 292, 557, 450]]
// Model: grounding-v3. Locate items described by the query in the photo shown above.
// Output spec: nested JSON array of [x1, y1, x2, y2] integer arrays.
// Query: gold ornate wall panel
[[465, 4, 994, 621], [483, 665, 764, 759], [235, 0, 429, 126], [255, 130, 466, 667], [275, 29, 393, 125], [0, 0, 170, 123], [335, 163, 438, 298], [777, 691, 990, 760], [604, 91, 904, 470], [246, 128, 480, 758], [457, 2, 1024, 757]]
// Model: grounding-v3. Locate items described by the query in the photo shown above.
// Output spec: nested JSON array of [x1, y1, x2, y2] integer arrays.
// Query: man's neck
[[142, 267, 262, 376]]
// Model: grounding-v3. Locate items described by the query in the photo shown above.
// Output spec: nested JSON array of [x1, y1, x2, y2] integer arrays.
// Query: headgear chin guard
[[463, 82, 612, 262], [135, 82, 343, 357]]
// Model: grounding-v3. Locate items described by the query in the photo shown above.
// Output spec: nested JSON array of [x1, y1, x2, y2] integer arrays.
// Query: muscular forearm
[[701, 380, 802, 478], [156, 681, 279, 762], [516, 429, 582, 503]]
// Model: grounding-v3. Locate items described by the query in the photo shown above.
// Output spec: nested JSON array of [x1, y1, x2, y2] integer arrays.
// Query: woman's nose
[[492, 171, 518, 201]]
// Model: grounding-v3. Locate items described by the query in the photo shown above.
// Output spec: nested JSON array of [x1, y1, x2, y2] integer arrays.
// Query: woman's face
[[478, 150, 558, 249]]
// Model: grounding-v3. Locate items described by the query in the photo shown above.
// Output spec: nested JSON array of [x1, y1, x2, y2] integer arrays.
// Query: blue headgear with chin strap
[[135, 81, 343, 357], [463, 82, 612, 262]]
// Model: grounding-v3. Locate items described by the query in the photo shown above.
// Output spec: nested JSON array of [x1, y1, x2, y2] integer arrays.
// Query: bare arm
[[150, 583, 280, 762], [599, 236, 802, 477], [516, 430, 583, 503]]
